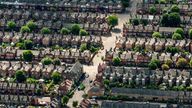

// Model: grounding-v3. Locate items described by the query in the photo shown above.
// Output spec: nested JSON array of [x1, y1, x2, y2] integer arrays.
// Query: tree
[[41, 57, 52, 65], [161, 13, 169, 26], [189, 59, 192, 68], [41, 27, 51, 34], [15, 70, 26, 83], [171, 5, 180, 13], [188, 29, 192, 39], [62, 96, 69, 106], [172, 33, 183, 40], [24, 40, 33, 49], [148, 62, 158, 70], [7, 21, 16, 31], [175, 28, 184, 37], [152, 32, 162, 38], [149, 6, 157, 14], [80, 43, 87, 52], [161, 64, 170, 71], [51, 71, 62, 84], [148, 59, 160, 70], [176, 58, 188, 68], [23, 50, 33, 62], [20, 26, 30, 33], [107, 14, 118, 27], [79, 29, 88, 36], [26, 21, 37, 32], [121, 0, 129, 8], [53, 58, 61, 65], [60, 27, 70, 35], [168, 12, 181, 27], [165, 59, 173, 67], [132, 18, 139, 26], [72, 101, 78, 108], [113, 57, 121, 66], [71, 24, 81, 35]]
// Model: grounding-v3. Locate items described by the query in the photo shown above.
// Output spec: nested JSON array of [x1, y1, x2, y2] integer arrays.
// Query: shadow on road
[[111, 28, 121, 33]]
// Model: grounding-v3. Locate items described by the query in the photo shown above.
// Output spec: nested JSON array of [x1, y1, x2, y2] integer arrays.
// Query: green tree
[[80, 43, 87, 52], [161, 64, 170, 71], [171, 5, 180, 13], [148, 62, 158, 70], [172, 33, 183, 40], [168, 12, 181, 27], [41, 57, 52, 65], [113, 57, 121, 66], [161, 13, 169, 26], [72, 101, 78, 108], [26, 21, 37, 32], [51, 71, 62, 84], [23, 50, 33, 62], [165, 59, 173, 67], [53, 58, 61, 65], [24, 40, 33, 50], [71, 24, 81, 35], [189, 59, 192, 68], [7, 21, 16, 31], [188, 29, 192, 39], [132, 18, 139, 26], [62, 96, 69, 106], [176, 58, 188, 68], [20, 26, 30, 33], [152, 32, 162, 38], [41, 27, 51, 34], [175, 28, 184, 37], [107, 14, 118, 27], [15, 70, 26, 83], [79, 29, 88, 36], [121, 0, 129, 8], [60, 27, 70, 35], [149, 6, 157, 14]]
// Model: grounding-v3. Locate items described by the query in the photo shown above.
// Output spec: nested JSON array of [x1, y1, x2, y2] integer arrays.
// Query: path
[[67, 0, 141, 107]]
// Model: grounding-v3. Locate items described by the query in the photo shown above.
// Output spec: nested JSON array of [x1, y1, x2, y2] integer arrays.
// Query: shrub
[[60, 27, 70, 35], [15, 70, 26, 83], [107, 14, 118, 27], [149, 6, 157, 14], [20, 26, 31, 33], [79, 29, 88, 36], [175, 28, 184, 37], [113, 57, 121, 66], [53, 58, 61, 65], [71, 24, 81, 35], [152, 32, 162, 38], [41, 57, 53, 65], [171, 5, 180, 13], [172, 33, 183, 40], [161, 64, 170, 70], [41, 27, 51, 34], [176, 58, 188, 68], [26, 21, 37, 32], [23, 50, 33, 62], [188, 29, 192, 39], [24, 40, 33, 50]]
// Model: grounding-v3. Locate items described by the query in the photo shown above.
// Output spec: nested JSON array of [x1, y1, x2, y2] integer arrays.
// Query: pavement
[[67, 0, 141, 107]]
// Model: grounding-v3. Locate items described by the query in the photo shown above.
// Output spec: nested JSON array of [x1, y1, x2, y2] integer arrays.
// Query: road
[[67, 0, 141, 107]]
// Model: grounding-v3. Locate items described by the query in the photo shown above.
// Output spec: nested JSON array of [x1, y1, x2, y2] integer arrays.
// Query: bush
[[62, 96, 69, 105], [172, 33, 183, 40], [165, 46, 180, 55], [23, 50, 33, 62], [149, 6, 157, 14], [41, 57, 53, 65], [148, 62, 158, 70], [53, 58, 61, 65], [79, 29, 88, 36], [90, 46, 99, 53], [51, 71, 62, 84], [26, 21, 37, 32], [175, 28, 184, 37], [24, 40, 33, 50], [60, 27, 70, 35], [20, 26, 31, 33], [165, 59, 173, 67], [152, 32, 162, 38], [107, 14, 118, 27], [132, 18, 139, 26], [161, 13, 181, 27], [80, 43, 87, 52], [189, 59, 192, 68], [171, 5, 180, 13], [71, 24, 81, 35], [188, 29, 192, 39], [41, 27, 51, 34], [161, 64, 170, 70], [15, 70, 26, 83], [176, 58, 188, 68], [7, 21, 16, 30], [113, 57, 121, 66], [72, 101, 78, 108]]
